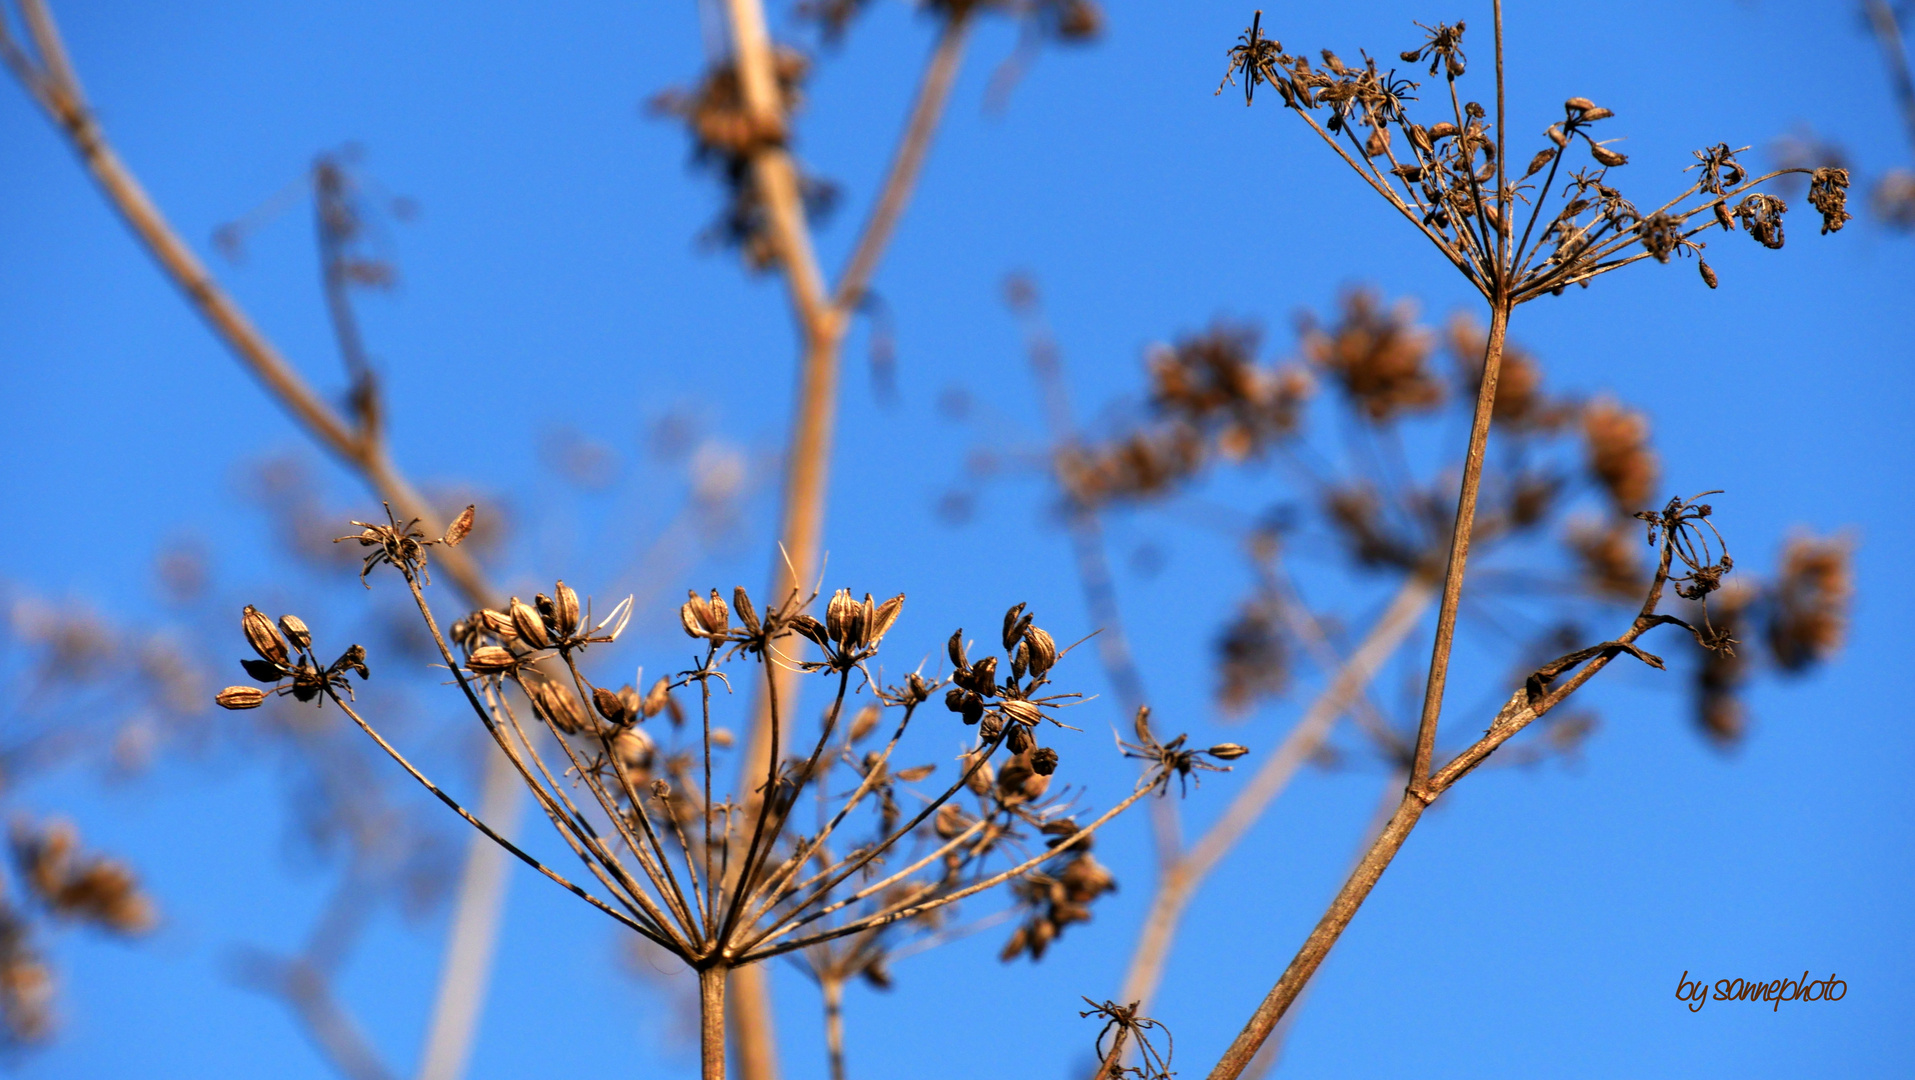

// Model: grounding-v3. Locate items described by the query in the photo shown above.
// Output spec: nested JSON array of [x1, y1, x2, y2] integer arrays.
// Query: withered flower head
[[1581, 398, 1659, 515], [1806, 167, 1852, 235], [11, 820, 156, 935], [1299, 290, 1441, 423], [1764, 534, 1852, 672], [1734, 192, 1788, 249]]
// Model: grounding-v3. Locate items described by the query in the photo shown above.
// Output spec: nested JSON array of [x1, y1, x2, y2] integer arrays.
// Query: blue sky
[[2, 1, 1911, 1078]]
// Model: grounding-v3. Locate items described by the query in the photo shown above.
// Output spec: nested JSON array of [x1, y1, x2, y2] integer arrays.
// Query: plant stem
[[701, 966, 730, 1080], [1204, 792, 1426, 1080], [1408, 299, 1509, 785], [822, 977, 847, 1080]]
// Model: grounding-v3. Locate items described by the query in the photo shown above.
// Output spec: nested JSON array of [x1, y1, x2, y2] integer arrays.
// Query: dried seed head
[[1427, 121, 1459, 140], [443, 504, 475, 546], [332, 643, 369, 680], [509, 598, 550, 648], [962, 749, 996, 796], [680, 590, 726, 639], [650, 777, 671, 800], [553, 582, 580, 637], [826, 588, 860, 647], [466, 646, 519, 674], [1546, 123, 1568, 148], [1523, 147, 1557, 179], [277, 614, 312, 652], [1581, 106, 1615, 122], [242, 606, 288, 666], [527, 676, 588, 734], [1807, 166, 1852, 235], [216, 686, 267, 710]]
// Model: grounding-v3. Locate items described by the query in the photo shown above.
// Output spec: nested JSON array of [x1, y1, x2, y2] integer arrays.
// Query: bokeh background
[[2, 1, 1909, 1077]]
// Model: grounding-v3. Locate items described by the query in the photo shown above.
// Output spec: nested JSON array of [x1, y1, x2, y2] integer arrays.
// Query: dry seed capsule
[[849, 702, 882, 742], [593, 686, 631, 725], [1589, 143, 1628, 167], [242, 606, 289, 666], [509, 598, 550, 648], [1001, 603, 1028, 651], [478, 608, 518, 639], [868, 593, 904, 645], [466, 646, 519, 674], [825, 588, 857, 645], [1208, 743, 1251, 760], [443, 504, 475, 546], [553, 582, 580, 637], [706, 589, 729, 635], [680, 594, 709, 638], [277, 614, 312, 652], [1023, 625, 1057, 677], [1005, 724, 1033, 755], [216, 686, 267, 710], [947, 628, 968, 670], [1699, 260, 1719, 289], [970, 656, 998, 692], [732, 586, 760, 635], [1565, 96, 1596, 113]]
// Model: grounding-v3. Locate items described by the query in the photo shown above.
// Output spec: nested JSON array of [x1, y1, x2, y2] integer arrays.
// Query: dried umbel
[[10, 820, 156, 936], [218, 606, 369, 709], [1582, 398, 1659, 514], [1119, 707, 1248, 796], [1764, 534, 1852, 671], [1080, 998, 1174, 1080], [1216, 12, 1842, 301]]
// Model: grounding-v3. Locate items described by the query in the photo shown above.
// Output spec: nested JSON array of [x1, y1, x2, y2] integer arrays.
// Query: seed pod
[[978, 712, 1003, 740], [1005, 724, 1033, 755], [1523, 147, 1556, 179], [241, 658, 283, 682], [478, 608, 517, 639], [945, 686, 970, 714], [277, 614, 312, 652], [242, 606, 289, 666], [1581, 106, 1615, 122], [970, 656, 998, 692], [1546, 124, 1568, 148], [1407, 123, 1433, 155], [1001, 603, 1028, 651], [510, 598, 550, 648], [216, 686, 267, 710], [527, 677, 587, 734], [1699, 260, 1718, 289], [947, 628, 968, 670], [868, 594, 905, 645], [649, 777, 670, 800], [1714, 201, 1736, 231], [904, 672, 932, 704], [825, 588, 857, 645], [443, 504, 476, 546], [706, 589, 729, 636], [710, 728, 734, 748], [467, 646, 519, 674], [732, 586, 760, 635], [934, 803, 971, 840], [1207, 743, 1251, 760], [642, 676, 673, 718], [849, 702, 882, 742], [553, 582, 580, 637], [332, 643, 369, 680], [1023, 625, 1058, 678], [895, 764, 935, 783], [962, 750, 995, 796], [999, 699, 1042, 727], [1399, 48, 1421, 62], [999, 926, 1029, 963], [790, 614, 828, 646], [1010, 640, 1029, 681], [594, 686, 631, 725], [613, 729, 655, 772], [1589, 143, 1627, 167], [1428, 121, 1459, 141], [1445, 53, 1464, 77], [1030, 747, 1059, 776], [1564, 96, 1596, 113]]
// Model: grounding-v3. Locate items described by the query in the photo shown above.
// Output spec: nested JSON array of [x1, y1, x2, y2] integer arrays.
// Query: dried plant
[[211, 505, 1213, 1079]]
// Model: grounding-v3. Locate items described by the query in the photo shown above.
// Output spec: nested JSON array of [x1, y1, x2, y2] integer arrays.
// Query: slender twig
[[1865, 0, 1915, 156]]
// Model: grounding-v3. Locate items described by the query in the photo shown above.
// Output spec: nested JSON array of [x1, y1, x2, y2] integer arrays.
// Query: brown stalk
[[1865, 0, 1915, 155], [0, 6, 536, 1077], [716, 1, 974, 1073]]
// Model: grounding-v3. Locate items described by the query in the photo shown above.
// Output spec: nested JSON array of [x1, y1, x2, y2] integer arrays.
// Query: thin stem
[[701, 966, 729, 1080], [1865, 0, 1915, 156], [821, 976, 847, 1080], [1407, 300, 1508, 786], [1493, 0, 1508, 270]]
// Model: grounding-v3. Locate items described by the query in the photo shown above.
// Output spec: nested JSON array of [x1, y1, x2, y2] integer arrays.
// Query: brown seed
[[732, 586, 760, 635], [868, 593, 905, 645], [1024, 625, 1058, 677], [1589, 143, 1628, 167], [478, 608, 518, 639], [642, 676, 672, 718], [1207, 743, 1250, 760], [849, 702, 882, 742], [1699, 260, 1718, 289], [1580, 106, 1615, 122], [509, 598, 550, 648], [1030, 747, 1059, 775], [593, 686, 630, 724], [467, 646, 519, 674], [1428, 121, 1458, 140], [443, 504, 475, 546], [1546, 124, 1568, 148], [1005, 724, 1033, 754], [216, 685, 266, 710], [242, 606, 289, 666], [277, 614, 312, 652], [1564, 96, 1596, 112], [553, 582, 580, 637], [1523, 147, 1557, 179], [706, 589, 730, 635], [826, 588, 858, 646]]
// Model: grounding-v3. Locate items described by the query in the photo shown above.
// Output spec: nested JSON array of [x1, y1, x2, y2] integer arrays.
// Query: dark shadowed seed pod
[[467, 646, 519, 674], [904, 672, 932, 704], [1581, 107, 1615, 121], [242, 606, 289, 666], [1208, 743, 1250, 760], [945, 686, 970, 713], [1011, 640, 1029, 681], [216, 686, 266, 710], [733, 586, 760, 635], [1023, 625, 1058, 677], [971, 655, 998, 692], [277, 614, 312, 652], [1001, 603, 1028, 651], [1005, 724, 1033, 755], [642, 677, 673, 718], [553, 582, 580, 637], [510, 598, 550, 648], [962, 750, 995, 796], [1699, 260, 1718, 289], [332, 644, 369, 679], [1564, 96, 1595, 113], [791, 614, 829, 646], [1031, 747, 1059, 775], [978, 712, 1003, 740], [535, 593, 558, 635], [1546, 124, 1568, 147], [868, 593, 905, 645], [594, 686, 631, 725], [241, 658, 283, 682], [947, 628, 968, 670], [934, 803, 971, 840]]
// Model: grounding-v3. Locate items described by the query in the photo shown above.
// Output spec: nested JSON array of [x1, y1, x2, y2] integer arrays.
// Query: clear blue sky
[[2, 1, 1910, 1078]]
